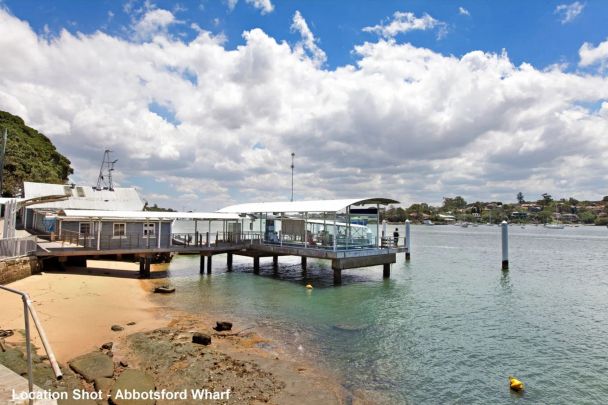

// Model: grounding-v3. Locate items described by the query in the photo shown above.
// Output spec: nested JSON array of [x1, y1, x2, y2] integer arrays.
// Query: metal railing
[[171, 232, 263, 247], [0, 285, 62, 405], [0, 236, 38, 258], [262, 233, 407, 251]]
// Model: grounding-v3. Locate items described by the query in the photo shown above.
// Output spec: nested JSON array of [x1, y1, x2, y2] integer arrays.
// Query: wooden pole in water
[[501, 220, 509, 270], [405, 219, 411, 261]]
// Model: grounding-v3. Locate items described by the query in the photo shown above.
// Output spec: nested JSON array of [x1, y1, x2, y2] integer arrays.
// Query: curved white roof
[[59, 210, 241, 221], [217, 197, 399, 214]]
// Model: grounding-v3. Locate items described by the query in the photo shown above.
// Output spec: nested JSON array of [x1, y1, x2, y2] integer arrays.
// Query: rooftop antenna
[[290, 152, 295, 202], [96, 149, 118, 191]]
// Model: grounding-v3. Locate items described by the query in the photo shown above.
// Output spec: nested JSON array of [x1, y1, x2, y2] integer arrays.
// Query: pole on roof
[[290, 152, 295, 202]]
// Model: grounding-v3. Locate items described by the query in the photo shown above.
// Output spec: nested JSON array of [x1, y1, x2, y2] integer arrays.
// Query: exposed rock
[[111, 325, 124, 332], [192, 332, 212, 345], [333, 323, 370, 332], [154, 286, 175, 294], [94, 377, 114, 397], [69, 352, 114, 382], [127, 322, 136, 326], [101, 342, 114, 350], [110, 369, 155, 405], [214, 321, 233, 332], [120, 360, 129, 368]]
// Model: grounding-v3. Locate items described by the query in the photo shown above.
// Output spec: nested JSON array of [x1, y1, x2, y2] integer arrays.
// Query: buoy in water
[[509, 376, 524, 391], [305, 284, 313, 289]]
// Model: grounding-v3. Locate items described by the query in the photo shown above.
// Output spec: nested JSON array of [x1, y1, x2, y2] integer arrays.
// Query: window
[[113, 223, 126, 237], [143, 223, 155, 237], [79, 222, 91, 236]]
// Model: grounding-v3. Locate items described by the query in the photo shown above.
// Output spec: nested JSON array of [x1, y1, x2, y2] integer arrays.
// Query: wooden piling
[[333, 268, 341, 285], [207, 255, 212, 274], [301, 256, 307, 271], [405, 219, 411, 261], [227, 253, 233, 272], [253, 256, 260, 274], [272, 255, 278, 271], [501, 220, 509, 270], [383, 263, 390, 278], [200, 255, 205, 274]]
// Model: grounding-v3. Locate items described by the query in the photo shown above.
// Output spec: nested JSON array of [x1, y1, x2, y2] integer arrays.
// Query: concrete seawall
[[0, 256, 39, 285]]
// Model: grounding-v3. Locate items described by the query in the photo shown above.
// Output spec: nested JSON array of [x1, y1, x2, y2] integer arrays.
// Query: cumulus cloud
[[246, 0, 274, 14], [579, 38, 608, 69], [0, 9, 607, 209], [363, 11, 446, 39], [290, 10, 326, 67], [133, 8, 177, 40], [227, 0, 274, 14], [555, 2, 584, 24], [458, 7, 470, 16]]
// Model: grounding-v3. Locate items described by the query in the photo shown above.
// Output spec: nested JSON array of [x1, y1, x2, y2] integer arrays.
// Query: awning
[[58, 210, 242, 221], [217, 197, 399, 214]]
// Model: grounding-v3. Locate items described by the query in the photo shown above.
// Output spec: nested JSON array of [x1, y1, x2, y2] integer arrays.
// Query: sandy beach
[[0, 264, 347, 404], [0, 267, 167, 363]]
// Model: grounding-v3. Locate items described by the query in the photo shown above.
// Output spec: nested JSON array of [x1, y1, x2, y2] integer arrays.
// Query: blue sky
[[6, 0, 608, 71], [1, 1, 607, 209]]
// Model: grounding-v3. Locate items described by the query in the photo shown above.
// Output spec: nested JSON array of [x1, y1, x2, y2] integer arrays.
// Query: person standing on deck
[[393, 228, 399, 246]]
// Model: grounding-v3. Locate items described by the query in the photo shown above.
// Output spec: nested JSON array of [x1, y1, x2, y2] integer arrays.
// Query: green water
[[155, 225, 608, 403]]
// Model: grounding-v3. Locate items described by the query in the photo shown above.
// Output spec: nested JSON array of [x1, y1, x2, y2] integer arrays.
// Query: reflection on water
[[153, 225, 608, 403]]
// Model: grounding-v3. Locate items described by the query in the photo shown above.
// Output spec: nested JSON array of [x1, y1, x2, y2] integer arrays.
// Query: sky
[[1, 0, 608, 210]]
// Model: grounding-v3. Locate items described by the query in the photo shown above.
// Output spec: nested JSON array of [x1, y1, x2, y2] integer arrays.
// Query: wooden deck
[[0, 364, 56, 405]]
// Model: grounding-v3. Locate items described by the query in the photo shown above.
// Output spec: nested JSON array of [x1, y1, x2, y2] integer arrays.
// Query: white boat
[[423, 220, 434, 226], [544, 223, 565, 229]]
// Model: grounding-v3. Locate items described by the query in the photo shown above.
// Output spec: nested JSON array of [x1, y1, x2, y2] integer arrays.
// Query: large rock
[[111, 325, 125, 332], [69, 352, 114, 382], [192, 332, 211, 345], [153, 286, 175, 294], [213, 321, 233, 332], [110, 369, 155, 405]]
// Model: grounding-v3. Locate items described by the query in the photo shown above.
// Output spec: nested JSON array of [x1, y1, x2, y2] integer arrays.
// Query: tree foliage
[[0, 110, 73, 196]]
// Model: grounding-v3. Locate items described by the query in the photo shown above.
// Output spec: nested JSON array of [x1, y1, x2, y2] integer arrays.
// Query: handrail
[[0, 285, 62, 404]]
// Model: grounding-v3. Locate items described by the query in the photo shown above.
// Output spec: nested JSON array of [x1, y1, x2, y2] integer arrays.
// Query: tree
[[541, 193, 553, 205], [517, 192, 524, 204]]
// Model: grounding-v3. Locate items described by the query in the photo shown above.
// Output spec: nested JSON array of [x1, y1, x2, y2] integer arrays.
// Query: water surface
[[154, 225, 608, 403]]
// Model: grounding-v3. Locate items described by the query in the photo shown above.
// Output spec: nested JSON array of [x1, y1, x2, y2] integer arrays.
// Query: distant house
[[510, 212, 528, 220], [22, 182, 145, 232]]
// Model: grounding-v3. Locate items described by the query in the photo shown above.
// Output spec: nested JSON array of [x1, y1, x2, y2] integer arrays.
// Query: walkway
[[0, 364, 57, 405]]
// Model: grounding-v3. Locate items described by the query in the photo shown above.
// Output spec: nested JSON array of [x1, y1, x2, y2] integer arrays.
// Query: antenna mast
[[96, 149, 118, 191], [290, 152, 295, 202]]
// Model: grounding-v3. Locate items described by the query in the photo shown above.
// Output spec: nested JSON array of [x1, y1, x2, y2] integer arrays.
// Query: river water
[[156, 224, 608, 404]]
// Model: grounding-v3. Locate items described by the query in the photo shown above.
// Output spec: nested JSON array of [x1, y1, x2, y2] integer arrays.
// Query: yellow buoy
[[509, 376, 524, 391], [305, 284, 313, 289]]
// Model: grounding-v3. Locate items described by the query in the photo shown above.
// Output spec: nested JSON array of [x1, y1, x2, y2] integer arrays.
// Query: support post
[[333, 213, 337, 252], [140, 257, 145, 274], [383, 263, 391, 278], [253, 256, 260, 274], [301, 256, 307, 271], [333, 268, 341, 285], [227, 253, 233, 272], [501, 220, 509, 270], [207, 255, 212, 274], [405, 219, 411, 261], [272, 255, 278, 270], [200, 255, 205, 274]]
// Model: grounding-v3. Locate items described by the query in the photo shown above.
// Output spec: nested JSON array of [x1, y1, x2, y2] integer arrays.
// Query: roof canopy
[[217, 197, 399, 214], [58, 210, 241, 221], [23, 182, 144, 211]]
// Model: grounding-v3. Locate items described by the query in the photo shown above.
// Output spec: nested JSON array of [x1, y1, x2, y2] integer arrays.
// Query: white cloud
[[226, 0, 238, 11], [579, 38, 608, 69], [290, 10, 326, 67], [245, 0, 274, 14], [458, 7, 470, 16], [363, 11, 447, 40], [555, 2, 585, 24], [0, 10, 607, 210], [133, 8, 177, 40]]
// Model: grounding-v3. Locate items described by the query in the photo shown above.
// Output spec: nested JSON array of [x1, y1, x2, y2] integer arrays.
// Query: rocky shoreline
[[0, 277, 347, 404]]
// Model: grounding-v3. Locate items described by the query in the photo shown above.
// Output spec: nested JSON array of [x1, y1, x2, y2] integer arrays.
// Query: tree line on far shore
[[381, 193, 608, 226]]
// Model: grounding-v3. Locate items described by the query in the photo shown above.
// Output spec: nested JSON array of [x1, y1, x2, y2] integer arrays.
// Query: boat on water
[[544, 223, 565, 229], [454, 222, 469, 228], [423, 219, 434, 226]]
